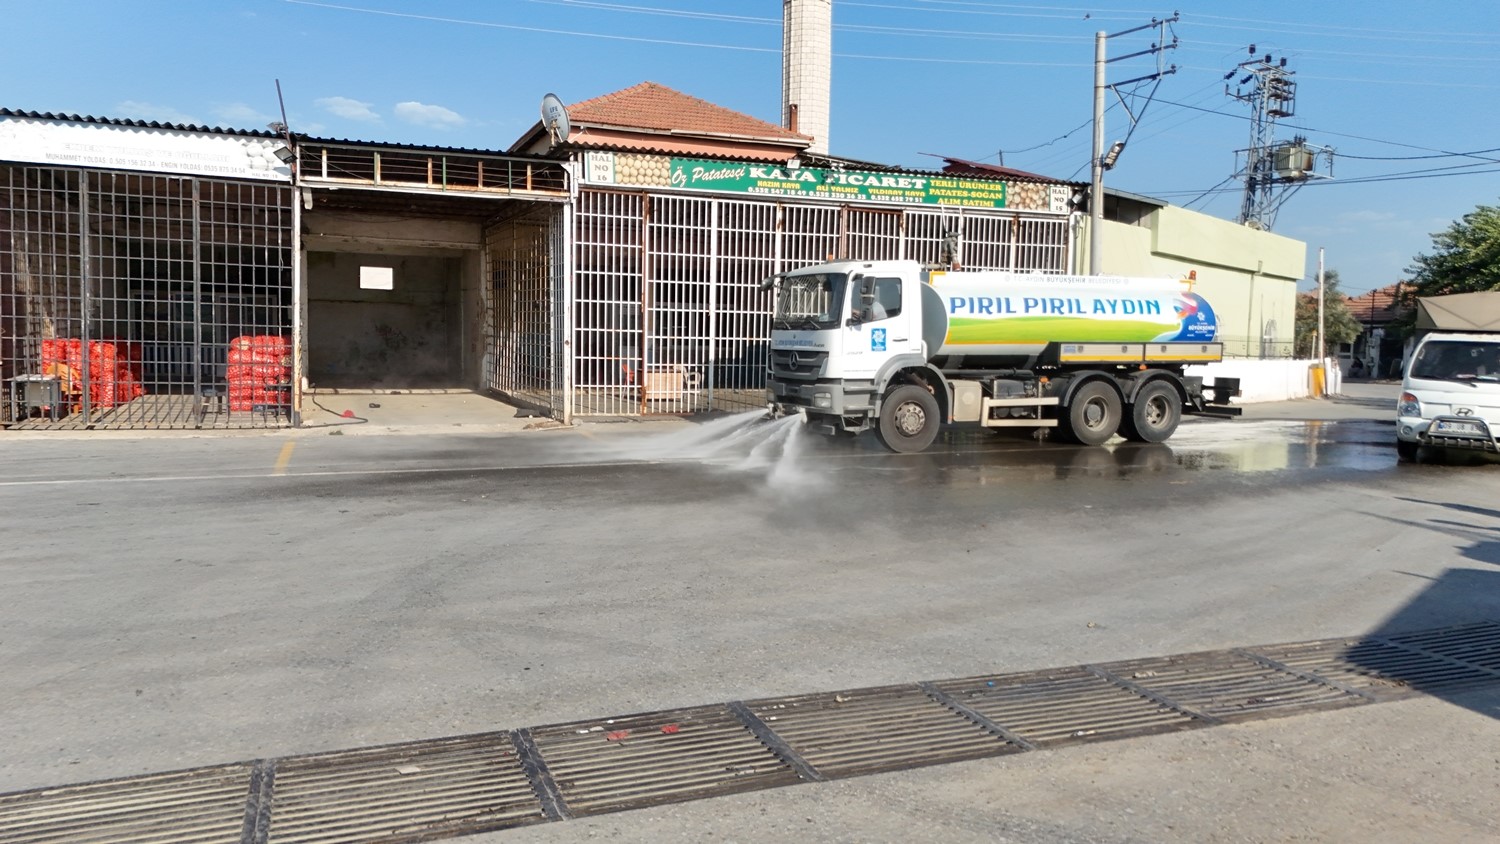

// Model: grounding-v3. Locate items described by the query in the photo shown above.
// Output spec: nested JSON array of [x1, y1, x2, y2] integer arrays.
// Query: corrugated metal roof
[[927, 154, 1065, 185], [1, 107, 559, 161], [0, 108, 277, 138]]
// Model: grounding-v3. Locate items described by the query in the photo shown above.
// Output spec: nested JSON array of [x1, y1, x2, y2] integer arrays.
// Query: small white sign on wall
[[360, 266, 394, 290]]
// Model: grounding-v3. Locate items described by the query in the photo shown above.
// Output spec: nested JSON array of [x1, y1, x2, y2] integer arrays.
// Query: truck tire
[[1059, 381, 1121, 446], [876, 385, 940, 453], [1120, 380, 1181, 443]]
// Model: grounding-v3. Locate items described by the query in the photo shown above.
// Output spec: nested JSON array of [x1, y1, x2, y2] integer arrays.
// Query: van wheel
[[1120, 381, 1181, 443], [876, 385, 940, 453], [1059, 381, 1122, 446], [1396, 439, 1418, 461]]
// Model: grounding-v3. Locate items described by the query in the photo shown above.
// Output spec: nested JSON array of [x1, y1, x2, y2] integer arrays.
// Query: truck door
[[843, 274, 916, 378]]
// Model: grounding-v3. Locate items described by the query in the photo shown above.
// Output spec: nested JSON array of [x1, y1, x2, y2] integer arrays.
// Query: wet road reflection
[[784, 418, 1409, 486]]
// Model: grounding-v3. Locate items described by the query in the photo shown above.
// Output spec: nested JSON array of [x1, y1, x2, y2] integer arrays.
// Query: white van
[[1397, 331, 1500, 460]]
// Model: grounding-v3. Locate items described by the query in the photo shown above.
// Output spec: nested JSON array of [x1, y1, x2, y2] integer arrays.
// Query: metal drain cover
[[527, 704, 801, 817], [1094, 649, 1364, 721], [743, 684, 1019, 779], [266, 732, 544, 843], [932, 665, 1204, 747], [0, 763, 253, 844]]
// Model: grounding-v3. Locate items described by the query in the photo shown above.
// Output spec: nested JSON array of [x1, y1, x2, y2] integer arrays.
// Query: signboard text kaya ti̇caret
[[667, 158, 1006, 208]]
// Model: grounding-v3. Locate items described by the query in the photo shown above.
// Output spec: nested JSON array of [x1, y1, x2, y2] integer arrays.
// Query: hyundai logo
[[1456, 407, 1474, 416]]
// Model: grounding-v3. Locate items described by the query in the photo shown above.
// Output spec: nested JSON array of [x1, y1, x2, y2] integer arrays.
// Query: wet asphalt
[[2, 383, 1499, 841]]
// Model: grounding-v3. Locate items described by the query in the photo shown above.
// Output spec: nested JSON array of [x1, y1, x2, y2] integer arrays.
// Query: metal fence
[[570, 188, 1073, 416], [1220, 335, 1296, 360], [1, 165, 294, 430], [484, 205, 566, 416]]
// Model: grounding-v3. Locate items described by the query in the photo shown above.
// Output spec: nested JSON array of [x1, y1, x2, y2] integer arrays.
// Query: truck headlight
[[1398, 392, 1421, 418], [814, 392, 832, 408]]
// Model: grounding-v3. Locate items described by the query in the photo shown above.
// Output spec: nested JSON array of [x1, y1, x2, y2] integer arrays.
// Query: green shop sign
[[667, 158, 1007, 208]]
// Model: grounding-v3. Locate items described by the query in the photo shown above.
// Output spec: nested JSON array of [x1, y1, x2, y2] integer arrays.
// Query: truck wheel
[[876, 385, 940, 453], [1120, 381, 1181, 443], [1396, 439, 1418, 461], [1059, 381, 1121, 446]]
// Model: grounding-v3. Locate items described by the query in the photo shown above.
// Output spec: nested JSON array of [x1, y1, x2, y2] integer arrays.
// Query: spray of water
[[604, 409, 825, 490]]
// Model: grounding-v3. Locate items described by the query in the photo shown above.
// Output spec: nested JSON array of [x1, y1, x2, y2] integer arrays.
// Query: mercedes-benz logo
[[789, 352, 801, 370]]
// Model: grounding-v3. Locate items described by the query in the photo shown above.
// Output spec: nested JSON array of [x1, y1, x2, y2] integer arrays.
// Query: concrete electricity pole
[[1088, 14, 1178, 274], [1317, 247, 1326, 361]]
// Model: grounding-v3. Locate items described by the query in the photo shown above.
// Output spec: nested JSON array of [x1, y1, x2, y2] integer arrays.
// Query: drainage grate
[[0, 763, 253, 844], [5, 621, 1500, 844], [526, 705, 802, 817], [264, 732, 544, 843], [1093, 649, 1365, 721], [1246, 637, 1460, 698], [931, 665, 1205, 747], [1386, 621, 1500, 675], [742, 684, 1021, 779]]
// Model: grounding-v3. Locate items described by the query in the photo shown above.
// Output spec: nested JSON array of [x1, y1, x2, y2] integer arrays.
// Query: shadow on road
[[1356, 496, 1500, 721]]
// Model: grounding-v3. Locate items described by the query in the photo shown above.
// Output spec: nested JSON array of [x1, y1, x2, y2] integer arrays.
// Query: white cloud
[[393, 101, 466, 129], [212, 103, 275, 129], [316, 96, 380, 122], [116, 100, 200, 126]]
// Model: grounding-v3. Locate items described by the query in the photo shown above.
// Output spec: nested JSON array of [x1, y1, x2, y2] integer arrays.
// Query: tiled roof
[[568, 82, 809, 144], [1344, 282, 1410, 324]]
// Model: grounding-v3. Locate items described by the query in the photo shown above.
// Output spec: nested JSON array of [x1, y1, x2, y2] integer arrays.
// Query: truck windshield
[[773, 272, 847, 330], [1410, 340, 1500, 382]]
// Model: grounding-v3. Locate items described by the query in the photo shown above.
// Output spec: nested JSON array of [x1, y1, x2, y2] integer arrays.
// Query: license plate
[[1434, 419, 1484, 435]]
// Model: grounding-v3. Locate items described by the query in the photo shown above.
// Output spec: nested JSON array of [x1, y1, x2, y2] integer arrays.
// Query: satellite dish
[[540, 93, 571, 146]]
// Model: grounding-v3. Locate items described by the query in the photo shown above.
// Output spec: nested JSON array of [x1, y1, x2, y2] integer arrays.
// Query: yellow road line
[[273, 441, 296, 475]]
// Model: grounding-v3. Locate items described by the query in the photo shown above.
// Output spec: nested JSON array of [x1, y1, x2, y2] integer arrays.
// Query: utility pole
[[1089, 14, 1178, 274], [1316, 247, 1326, 361], [1226, 49, 1331, 230]]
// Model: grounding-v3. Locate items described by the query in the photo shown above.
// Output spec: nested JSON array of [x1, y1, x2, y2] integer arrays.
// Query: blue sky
[[4, 1, 1498, 295]]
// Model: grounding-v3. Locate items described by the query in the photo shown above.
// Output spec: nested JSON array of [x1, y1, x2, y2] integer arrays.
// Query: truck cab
[[1397, 332, 1500, 460], [765, 261, 932, 439]]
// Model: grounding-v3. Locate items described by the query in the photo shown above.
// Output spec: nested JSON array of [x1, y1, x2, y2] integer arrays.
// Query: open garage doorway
[[305, 251, 469, 390]]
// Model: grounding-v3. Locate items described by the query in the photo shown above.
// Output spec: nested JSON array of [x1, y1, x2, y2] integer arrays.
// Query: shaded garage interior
[[306, 250, 465, 389]]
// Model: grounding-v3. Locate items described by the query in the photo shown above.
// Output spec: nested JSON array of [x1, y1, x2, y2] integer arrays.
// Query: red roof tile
[[1344, 282, 1409, 324], [568, 82, 809, 144]]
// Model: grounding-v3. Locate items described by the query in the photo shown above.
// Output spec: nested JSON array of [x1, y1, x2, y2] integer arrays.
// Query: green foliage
[[1293, 268, 1362, 357], [1405, 202, 1500, 299]]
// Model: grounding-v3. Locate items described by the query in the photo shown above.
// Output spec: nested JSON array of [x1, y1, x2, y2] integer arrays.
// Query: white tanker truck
[[763, 259, 1240, 452]]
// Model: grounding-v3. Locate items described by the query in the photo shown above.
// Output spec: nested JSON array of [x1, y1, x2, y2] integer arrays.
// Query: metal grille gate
[[571, 188, 1071, 417], [484, 205, 565, 416], [1, 165, 294, 430]]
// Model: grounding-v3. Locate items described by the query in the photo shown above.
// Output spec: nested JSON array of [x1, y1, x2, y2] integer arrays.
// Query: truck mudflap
[[1188, 376, 1243, 417]]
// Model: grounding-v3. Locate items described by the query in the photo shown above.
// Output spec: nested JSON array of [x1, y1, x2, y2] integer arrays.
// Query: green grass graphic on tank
[[945, 315, 1178, 345]]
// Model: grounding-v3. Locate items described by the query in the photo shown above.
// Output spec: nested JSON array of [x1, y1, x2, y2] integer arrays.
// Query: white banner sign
[[0, 116, 292, 181]]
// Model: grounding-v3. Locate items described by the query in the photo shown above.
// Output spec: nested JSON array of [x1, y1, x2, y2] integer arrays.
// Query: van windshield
[[1410, 340, 1500, 382], [773, 272, 847, 330]]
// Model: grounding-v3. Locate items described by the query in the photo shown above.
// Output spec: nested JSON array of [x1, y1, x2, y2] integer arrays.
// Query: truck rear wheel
[[1120, 381, 1181, 443], [876, 385, 940, 453], [1059, 381, 1121, 446]]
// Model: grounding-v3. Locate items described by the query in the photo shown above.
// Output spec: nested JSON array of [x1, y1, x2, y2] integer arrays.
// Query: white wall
[[1186, 357, 1341, 403]]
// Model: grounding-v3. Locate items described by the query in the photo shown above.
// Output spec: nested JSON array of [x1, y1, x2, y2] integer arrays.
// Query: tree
[[1404, 201, 1500, 300], [1293, 268, 1362, 358]]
